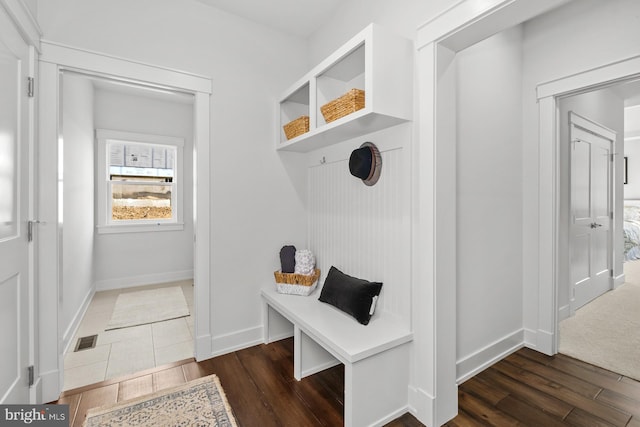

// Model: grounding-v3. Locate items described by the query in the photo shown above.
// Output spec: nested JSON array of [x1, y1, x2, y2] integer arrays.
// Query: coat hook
[[320, 156, 326, 164]]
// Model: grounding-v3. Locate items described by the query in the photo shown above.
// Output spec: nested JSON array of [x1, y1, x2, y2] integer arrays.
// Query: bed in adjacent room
[[624, 200, 640, 260]]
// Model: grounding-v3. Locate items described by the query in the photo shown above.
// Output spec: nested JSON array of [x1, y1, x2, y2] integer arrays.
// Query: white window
[[96, 129, 184, 233]]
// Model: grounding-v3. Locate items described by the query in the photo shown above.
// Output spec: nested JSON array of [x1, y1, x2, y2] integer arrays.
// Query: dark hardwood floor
[[55, 338, 640, 427]]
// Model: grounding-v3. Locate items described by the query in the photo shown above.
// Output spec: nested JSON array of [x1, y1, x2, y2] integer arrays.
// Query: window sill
[[97, 222, 184, 234]]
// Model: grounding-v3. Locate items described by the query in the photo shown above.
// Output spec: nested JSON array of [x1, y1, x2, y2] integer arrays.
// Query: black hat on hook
[[349, 142, 382, 186]]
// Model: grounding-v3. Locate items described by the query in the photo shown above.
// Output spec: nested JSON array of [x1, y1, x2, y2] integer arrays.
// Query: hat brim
[[361, 142, 382, 186]]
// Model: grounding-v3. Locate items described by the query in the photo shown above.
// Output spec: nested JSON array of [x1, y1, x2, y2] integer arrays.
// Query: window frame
[[96, 129, 185, 234]]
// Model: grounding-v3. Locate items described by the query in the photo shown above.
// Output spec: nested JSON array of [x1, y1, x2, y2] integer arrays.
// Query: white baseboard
[[195, 333, 213, 362], [523, 328, 538, 348], [456, 329, 524, 384], [210, 326, 263, 358], [535, 328, 555, 355], [408, 386, 434, 427], [614, 273, 625, 288], [30, 377, 41, 404], [62, 287, 95, 354], [558, 304, 570, 322], [268, 332, 294, 343], [94, 270, 194, 291], [301, 360, 341, 378], [39, 369, 61, 404], [370, 406, 411, 427]]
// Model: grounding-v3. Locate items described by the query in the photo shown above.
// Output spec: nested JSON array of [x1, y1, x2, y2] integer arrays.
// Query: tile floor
[[63, 280, 194, 391]]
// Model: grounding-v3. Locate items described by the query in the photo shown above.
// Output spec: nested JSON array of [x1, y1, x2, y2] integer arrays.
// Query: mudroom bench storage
[[261, 285, 413, 427]]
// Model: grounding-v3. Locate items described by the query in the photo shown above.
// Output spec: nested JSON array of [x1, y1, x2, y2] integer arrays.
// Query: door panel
[[572, 141, 590, 221], [0, 8, 31, 404], [570, 112, 614, 312]]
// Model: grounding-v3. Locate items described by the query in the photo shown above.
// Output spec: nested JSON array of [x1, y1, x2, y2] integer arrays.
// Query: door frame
[[537, 58, 640, 354], [37, 40, 212, 403], [0, 0, 41, 404], [414, 0, 572, 424], [413, 0, 640, 425]]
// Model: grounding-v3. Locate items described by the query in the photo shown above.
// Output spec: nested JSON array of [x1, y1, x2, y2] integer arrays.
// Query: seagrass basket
[[320, 88, 365, 123], [283, 115, 310, 140], [273, 268, 321, 296]]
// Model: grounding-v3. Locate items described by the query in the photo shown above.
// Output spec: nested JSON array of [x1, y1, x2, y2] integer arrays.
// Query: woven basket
[[274, 268, 320, 296], [283, 115, 310, 140], [320, 88, 365, 123]]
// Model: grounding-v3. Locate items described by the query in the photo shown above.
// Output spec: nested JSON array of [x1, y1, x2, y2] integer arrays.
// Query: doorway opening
[[557, 77, 640, 381], [58, 71, 197, 390], [38, 41, 212, 403]]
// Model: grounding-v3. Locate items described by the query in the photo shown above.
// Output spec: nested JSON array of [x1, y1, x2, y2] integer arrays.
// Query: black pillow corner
[[318, 266, 383, 325]]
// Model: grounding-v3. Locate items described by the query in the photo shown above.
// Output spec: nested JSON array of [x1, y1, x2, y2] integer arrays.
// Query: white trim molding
[[0, 0, 42, 50], [62, 287, 95, 354], [456, 329, 524, 384], [94, 270, 194, 292], [414, 1, 570, 425], [211, 326, 264, 358], [536, 54, 640, 355]]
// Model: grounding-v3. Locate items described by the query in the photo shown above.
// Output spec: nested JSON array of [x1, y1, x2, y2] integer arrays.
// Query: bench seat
[[261, 284, 413, 427]]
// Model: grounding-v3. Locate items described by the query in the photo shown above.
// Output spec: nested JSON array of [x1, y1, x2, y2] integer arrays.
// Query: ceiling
[[193, 0, 343, 38]]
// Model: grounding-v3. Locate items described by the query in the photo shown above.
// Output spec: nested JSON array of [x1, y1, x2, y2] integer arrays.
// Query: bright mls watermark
[[1, 405, 68, 426]]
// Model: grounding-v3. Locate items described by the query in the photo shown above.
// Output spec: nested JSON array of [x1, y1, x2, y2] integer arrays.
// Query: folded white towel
[[294, 249, 315, 275]]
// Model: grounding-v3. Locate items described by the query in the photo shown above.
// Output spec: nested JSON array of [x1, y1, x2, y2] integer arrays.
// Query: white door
[[0, 8, 32, 403], [570, 112, 615, 312]]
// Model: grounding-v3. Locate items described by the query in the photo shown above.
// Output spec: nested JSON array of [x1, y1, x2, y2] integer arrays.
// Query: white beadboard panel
[[308, 146, 411, 326]]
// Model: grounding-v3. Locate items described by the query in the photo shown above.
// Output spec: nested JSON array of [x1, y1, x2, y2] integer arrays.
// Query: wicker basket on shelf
[[273, 268, 320, 296], [320, 88, 365, 123], [283, 115, 310, 140]]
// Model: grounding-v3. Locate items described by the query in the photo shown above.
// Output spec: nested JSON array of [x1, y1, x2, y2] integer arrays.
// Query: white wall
[[307, 0, 456, 64], [625, 140, 640, 197], [61, 73, 95, 350], [455, 26, 524, 380], [305, 0, 528, 418], [557, 88, 625, 318], [37, 0, 309, 352], [92, 88, 194, 289], [624, 105, 640, 199], [521, 0, 640, 338], [307, 127, 412, 327]]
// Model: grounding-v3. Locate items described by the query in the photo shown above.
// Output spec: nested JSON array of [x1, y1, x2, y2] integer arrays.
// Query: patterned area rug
[[83, 375, 238, 427]]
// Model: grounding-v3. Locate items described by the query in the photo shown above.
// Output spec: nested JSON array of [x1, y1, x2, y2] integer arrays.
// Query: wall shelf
[[277, 23, 413, 153]]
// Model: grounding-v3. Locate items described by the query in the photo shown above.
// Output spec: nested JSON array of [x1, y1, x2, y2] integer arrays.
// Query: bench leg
[[262, 299, 270, 344], [294, 325, 302, 380], [344, 343, 411, 427], [263, 302, 294, 345]]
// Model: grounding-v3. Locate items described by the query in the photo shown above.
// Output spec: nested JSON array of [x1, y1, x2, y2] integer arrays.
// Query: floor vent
[[74, 335, 98, 352]]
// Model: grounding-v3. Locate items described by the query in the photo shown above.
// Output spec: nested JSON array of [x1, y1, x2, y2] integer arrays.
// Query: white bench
[[261, 285, 413, 427]]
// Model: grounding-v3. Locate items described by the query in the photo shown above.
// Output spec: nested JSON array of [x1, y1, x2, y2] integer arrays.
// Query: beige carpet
[[559, 261, 640, 380], [106, 286, 189, 330], [83, 374, 237, 427]]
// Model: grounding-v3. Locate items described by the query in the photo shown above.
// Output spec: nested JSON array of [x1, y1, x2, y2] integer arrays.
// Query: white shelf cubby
[[277, 23, 413, 153]]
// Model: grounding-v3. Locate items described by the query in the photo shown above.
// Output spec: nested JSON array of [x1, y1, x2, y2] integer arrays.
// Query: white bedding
[[624, 201, 640, 260]]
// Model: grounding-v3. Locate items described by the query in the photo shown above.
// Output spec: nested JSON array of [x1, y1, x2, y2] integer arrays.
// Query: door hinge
[[27, 220, 43, 242], [28, 365, 34, 387], [27, 77, 35, 98], [610, 154, 614, 162]]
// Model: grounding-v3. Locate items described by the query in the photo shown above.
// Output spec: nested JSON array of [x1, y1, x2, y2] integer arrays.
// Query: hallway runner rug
[[105, 286, 189, 330], [82, 374, 238, 427]]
